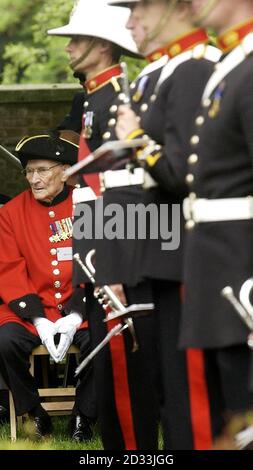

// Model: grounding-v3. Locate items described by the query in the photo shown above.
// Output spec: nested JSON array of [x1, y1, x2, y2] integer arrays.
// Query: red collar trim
[[217, 19, 253, 53], [146, 29, 209, 62], [85, 65, 122, 93]]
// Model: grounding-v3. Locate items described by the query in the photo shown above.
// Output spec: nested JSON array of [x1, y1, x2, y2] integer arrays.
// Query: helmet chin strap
[[193, 0, 219, 25], [70, 37, 97, 70], [139, 0, 183, 54]]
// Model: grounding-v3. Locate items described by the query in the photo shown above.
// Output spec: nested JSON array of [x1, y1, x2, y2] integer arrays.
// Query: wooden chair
[[9, 344, 80, 441]]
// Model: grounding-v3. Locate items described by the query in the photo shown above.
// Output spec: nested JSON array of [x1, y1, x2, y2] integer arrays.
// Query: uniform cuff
[[8, 294, 45, 321], [64, 287, 86, 319]]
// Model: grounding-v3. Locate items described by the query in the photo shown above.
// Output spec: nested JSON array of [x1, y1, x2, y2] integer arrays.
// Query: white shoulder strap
[[136, 55, 168, 80], [204, 45, 222, 62], [155, 44, 221, 92], [202, 33, 253, 102]]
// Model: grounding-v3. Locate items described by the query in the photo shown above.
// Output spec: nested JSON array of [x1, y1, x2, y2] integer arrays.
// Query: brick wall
[[0, 84, 82, 152]]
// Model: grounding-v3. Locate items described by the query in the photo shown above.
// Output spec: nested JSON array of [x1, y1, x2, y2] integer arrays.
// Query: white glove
[[33, 317, 59, 362], [54, 313, 82, 362]]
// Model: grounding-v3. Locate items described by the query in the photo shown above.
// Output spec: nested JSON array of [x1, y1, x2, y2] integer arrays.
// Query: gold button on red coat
[[89, 80, 97, 90]]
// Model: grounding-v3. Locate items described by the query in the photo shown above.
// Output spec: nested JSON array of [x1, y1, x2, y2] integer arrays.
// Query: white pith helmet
[[47, 0, 139, 57], [107, 0, 141, 7], [108, 1, 140, 5]]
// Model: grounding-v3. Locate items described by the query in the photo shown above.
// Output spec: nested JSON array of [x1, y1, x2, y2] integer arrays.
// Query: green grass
[[0, 417, 103, 450], [0, 419, 164, 450]]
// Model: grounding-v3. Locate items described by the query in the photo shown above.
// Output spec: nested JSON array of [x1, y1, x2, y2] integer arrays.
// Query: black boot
[[0, 405, 8, 424], [29, 404, 52, 439], [69, 413, 93, 442]]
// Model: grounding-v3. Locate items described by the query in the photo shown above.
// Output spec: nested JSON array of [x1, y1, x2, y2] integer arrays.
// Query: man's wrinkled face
[[25, 159, 67, 203]]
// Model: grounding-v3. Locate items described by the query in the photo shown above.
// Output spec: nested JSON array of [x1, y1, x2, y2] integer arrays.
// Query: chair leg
[[63, 355, 71, 388], [41, 356, 49, 388], [9, 391, 17, 441]]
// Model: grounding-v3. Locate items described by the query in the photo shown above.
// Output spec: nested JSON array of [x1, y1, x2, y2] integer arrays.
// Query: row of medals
[[49, 217, 73, 243]]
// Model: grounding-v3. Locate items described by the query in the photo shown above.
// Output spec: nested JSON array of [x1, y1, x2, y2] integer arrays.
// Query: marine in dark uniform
[[180, 0, 253, 444], [48, 0, 143, 450], [92, 0, 221, 449]]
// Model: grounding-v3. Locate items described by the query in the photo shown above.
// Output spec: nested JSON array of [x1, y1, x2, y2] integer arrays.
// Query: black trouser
[[204, 345, 253, 434], [0, 322, 96, 419], [151, 280, 193, 450], [86, 280, 194, 450]]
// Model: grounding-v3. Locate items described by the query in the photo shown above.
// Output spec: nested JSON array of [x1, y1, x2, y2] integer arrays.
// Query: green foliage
[[124, 56, 147, 82], [0, 0, 75, 84], [0, 0, 143, 85], [0, 0, 38, 34]]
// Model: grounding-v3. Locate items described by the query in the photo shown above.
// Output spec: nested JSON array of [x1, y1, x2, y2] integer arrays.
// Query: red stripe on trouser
[[186, 349, 212, 450], [107, 315, 137, 450], [180, 285, 212, 450]]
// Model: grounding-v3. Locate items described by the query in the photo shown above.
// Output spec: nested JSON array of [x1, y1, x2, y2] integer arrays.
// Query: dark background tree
[[0, 0, 144, 85]]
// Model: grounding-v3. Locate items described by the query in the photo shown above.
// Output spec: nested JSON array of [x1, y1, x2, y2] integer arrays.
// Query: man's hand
[[116, 105, 140, 140], [55, 313, 82, 362], [33, 317, 59, 362]]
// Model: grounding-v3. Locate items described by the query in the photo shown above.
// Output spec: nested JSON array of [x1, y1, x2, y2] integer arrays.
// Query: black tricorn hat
[[15, 130, 80, 168]]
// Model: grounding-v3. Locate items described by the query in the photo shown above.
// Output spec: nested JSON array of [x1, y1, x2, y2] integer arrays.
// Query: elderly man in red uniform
[[0, 131, 96, 441]]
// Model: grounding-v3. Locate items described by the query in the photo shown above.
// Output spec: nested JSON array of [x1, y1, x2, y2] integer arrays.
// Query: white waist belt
[[101, 168, 158, 190], [183, 196, 253, 223], [73, 186, 97, 204]]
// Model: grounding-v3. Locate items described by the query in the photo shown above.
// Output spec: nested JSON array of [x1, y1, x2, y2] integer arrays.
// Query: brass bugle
[[74, 250, 139, 353], [239, 278, 253, 319], [104, 303, 154, 322], [75, 323, 128, 376]]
